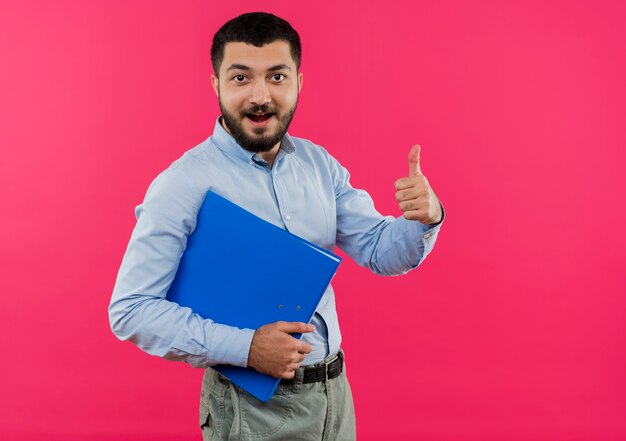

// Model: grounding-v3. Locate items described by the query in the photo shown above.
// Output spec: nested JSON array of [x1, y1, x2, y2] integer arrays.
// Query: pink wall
[[1, 1, 625, 440]]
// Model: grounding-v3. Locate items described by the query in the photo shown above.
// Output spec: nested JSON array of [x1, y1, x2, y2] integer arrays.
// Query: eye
[[232, 74, 247, 83], [271, 73, 286, 82]]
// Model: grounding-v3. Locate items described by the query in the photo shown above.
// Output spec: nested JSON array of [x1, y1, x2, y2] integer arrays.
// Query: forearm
[[108, 292, 255, 367], [335, 177, 445, 276], [366, 212, 443, 276]]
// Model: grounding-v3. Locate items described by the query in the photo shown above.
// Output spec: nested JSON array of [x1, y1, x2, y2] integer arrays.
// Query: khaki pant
[[200, 349, 356, 440]]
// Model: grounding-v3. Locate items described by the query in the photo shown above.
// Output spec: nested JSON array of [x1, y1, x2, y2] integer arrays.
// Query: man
[[109, 12, 444, 441]]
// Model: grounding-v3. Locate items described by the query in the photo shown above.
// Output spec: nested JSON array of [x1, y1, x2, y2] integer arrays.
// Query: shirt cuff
[[209, 324, 256, 367]]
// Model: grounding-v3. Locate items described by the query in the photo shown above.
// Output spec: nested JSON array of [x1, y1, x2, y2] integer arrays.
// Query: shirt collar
[[211, 116, 296, 165]]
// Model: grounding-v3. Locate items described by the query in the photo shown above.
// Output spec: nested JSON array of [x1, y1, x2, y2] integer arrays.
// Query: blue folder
[[166, 190, 341, 402]]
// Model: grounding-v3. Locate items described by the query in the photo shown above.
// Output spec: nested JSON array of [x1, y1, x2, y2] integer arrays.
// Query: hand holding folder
[[247, 321, 316, 379], [166, 191, 341, 402]]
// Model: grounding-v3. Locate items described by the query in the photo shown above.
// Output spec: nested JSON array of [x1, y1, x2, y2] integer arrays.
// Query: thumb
[[276, 321, 316, 334], [408, 144, 422, 177]]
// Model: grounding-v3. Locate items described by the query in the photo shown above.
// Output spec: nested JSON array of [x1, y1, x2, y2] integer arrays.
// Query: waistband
[[279, 348, 344, 386]]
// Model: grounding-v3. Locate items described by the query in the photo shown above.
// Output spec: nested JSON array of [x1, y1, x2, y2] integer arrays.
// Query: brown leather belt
[[279, 351, 343, 385]]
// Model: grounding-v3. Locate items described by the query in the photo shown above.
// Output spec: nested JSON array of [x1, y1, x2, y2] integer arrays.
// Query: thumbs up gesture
[[394, 145, 443, 225]]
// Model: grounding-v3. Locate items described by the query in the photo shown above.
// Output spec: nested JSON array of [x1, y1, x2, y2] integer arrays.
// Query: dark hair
[[211, 12, 301, 75]]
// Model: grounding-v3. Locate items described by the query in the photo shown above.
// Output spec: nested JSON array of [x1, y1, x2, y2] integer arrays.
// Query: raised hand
[[394, 145, 442, 224]]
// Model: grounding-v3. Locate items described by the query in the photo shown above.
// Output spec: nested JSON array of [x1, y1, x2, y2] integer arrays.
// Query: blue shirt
[[109, 117, 444, 367]]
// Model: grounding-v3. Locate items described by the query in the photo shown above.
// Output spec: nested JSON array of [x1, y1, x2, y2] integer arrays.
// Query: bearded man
[[109, 11, 444, 441]]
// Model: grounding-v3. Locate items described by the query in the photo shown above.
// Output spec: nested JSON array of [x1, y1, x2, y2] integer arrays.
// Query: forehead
[[221, 41, 295, 73]]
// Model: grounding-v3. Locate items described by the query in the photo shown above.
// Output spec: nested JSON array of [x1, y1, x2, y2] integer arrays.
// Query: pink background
[[1, 1, 625, 440]]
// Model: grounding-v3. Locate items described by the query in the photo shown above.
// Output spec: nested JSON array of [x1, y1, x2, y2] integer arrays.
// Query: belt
[[279, 351, 343, 385]]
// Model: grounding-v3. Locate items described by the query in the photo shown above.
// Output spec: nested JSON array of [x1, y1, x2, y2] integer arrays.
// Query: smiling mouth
[[246, 112, 275, 123]]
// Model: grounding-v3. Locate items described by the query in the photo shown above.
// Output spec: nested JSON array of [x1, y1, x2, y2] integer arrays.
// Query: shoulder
[[161, 139, 210, 178], [286, 134, 342, 169], [286, 134, 350, 193], [142, 139, 213, 209]]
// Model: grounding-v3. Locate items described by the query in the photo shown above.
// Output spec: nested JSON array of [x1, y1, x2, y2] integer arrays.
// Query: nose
[[249, 79, 271, 105]]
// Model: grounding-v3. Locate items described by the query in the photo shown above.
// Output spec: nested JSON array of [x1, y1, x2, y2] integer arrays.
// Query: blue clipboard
[[166, 190, 341, 402]]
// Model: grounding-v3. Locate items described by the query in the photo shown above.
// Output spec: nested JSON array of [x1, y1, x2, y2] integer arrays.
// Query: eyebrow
[[225, 63, 292, 72]]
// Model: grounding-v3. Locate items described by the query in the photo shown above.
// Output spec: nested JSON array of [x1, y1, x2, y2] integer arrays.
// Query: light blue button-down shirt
[[109, 117, 444, 367]]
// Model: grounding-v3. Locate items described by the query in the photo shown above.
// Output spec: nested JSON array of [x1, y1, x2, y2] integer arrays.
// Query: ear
[[297, 72, 303, 93], [210, 73, 220, 98]]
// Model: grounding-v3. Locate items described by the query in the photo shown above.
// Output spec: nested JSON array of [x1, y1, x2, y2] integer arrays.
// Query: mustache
[[241, 104, 276, 115]]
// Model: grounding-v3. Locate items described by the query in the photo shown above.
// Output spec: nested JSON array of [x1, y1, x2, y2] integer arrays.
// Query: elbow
[[366, 250, 425, 276], [372, 266, 412, 277], [108, 296, 141, 342], [366, 259, 410, 277], [108, 294, 177, 356], [108, 300, 128, 341]]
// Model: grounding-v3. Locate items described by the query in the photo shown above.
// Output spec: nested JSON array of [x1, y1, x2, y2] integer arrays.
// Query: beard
[[219, 96, 298, 154]]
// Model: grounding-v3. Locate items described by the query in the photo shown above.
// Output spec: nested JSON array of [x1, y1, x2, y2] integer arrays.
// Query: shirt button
[[285, 215, 292, 221], [424, 233, 432, 239]]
